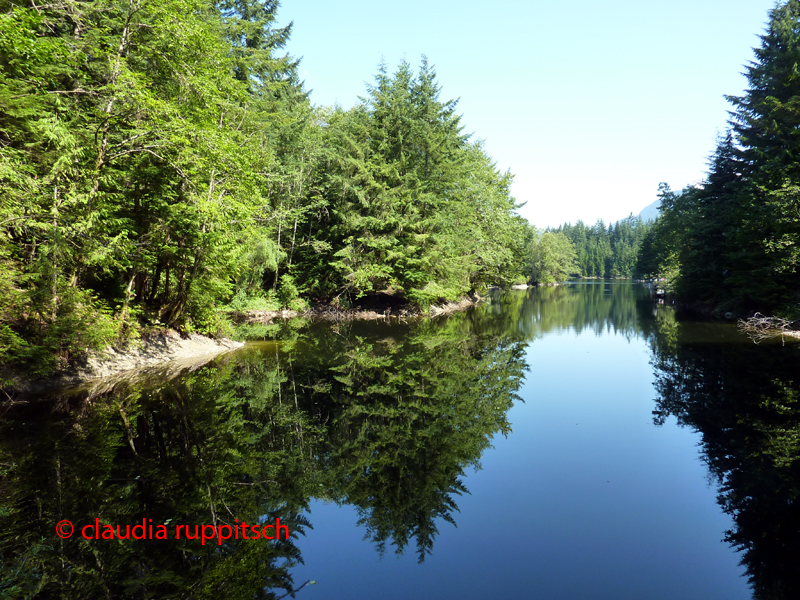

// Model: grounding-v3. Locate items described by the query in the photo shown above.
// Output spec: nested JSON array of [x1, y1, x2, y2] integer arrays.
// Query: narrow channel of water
[[1, 282, 797, 599]]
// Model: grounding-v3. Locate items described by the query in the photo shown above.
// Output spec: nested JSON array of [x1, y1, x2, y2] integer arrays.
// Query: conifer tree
[[312, 58, 523, 307], [725, 0, 800, 307], [728, 0, 800, 183], [644, 1, 800, 311]]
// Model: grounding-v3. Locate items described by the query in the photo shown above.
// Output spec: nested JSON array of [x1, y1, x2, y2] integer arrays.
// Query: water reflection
[[0, 312, 527, 597], [0, 361, 312, 599], [647, 306, 800, 599], [486, 281, 651, 339], [4, 282, 797, 599]]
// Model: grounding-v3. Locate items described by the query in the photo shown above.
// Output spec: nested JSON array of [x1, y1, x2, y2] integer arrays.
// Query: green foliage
[[634, 183, 687, 291], [0, 0, 304, 369], [528, 231, 578, 283], [553, 215, 653, 279], [277, 274, 307, 311], [639, 1, 800, 315], [0, 3, 528, 376], [407, 281, 461, 309], [294, 59, 526, 307]]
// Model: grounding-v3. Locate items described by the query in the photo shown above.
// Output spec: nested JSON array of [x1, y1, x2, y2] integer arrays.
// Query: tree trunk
[[90, 0, 138, 196]]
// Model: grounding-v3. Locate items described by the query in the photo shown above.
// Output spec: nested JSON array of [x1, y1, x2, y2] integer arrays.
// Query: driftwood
[[275, 580, 317, 599], [738, 312, 800, 343]]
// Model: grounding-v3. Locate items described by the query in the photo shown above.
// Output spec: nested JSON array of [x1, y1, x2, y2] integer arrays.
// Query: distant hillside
[[639, 199, 660, 222]]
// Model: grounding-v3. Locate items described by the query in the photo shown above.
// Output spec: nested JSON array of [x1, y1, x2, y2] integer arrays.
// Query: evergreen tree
[[0, 4, 529, 375], [726, 0, 800, 308], [641, 1, 800, 313], [728, 0, 800, 183], [677, 132, 742, 302], [306, 58, 524, 307], [553, 216, 651, 279], [0, 0, 307, 370]]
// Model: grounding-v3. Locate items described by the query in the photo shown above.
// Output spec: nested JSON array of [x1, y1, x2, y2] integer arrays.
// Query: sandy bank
[[4, 330, 243, 397]]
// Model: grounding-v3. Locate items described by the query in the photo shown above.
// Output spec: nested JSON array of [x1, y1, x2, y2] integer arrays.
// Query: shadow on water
[[0, 311, 528, 598], [2, 282, 799, 598], [645, 303, 800, 600]]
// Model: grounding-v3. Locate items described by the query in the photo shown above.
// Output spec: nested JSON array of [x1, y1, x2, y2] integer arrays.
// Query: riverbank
[[2, 330, 243, 398], [2, 294, 485, 397], [647, 293, 800, 342], [229, 293, 484, 324]]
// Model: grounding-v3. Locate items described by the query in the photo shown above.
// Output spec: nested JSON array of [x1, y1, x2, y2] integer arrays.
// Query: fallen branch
[[738, 312, 800, 343], [275, 580, 317, 599]]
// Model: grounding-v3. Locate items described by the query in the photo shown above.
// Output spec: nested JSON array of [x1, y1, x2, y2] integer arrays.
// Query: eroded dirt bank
[[4, 294, 484, 397], [4, 331, 243, 397]]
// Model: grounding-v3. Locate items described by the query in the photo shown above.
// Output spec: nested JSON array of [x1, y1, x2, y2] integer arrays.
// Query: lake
[[1, 281, 798, 599]]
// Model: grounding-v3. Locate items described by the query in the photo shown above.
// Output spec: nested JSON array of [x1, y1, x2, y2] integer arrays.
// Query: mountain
[[639, 199, 660, 222]]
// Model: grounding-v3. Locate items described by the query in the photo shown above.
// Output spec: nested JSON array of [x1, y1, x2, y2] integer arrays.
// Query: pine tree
[[728, 0, 800, 183], [723, 2, 800, 306]]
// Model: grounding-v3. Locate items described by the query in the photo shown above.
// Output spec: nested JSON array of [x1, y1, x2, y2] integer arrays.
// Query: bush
[[277, 275, 300, 308], [228, 288, 281, 312], [407, 282, 463, 310]]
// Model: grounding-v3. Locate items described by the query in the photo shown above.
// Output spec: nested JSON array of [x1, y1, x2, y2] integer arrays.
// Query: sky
[[278, 0, 778, 229]]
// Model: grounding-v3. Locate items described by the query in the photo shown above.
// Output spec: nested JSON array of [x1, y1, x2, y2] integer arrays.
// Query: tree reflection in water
[[0, 310, 527, 597], [647, 306, 800, 600], [10, 282, 795, 599]]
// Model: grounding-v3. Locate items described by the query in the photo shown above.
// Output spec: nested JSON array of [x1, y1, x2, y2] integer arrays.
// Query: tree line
[[550, 216, 653, 279], [0, 0, 535, 375], [636, 0, 800, 317], [524, 215, 653, 284]]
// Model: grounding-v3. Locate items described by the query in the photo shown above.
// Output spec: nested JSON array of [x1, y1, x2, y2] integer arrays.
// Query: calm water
[[2, 282, 799, 599]]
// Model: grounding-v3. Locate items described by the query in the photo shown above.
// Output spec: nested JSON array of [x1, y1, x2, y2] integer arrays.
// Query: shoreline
[[229, 293, 483, 324], [737, 313, 800, 343], [3, 294, 484, 397], [3, 331, 243, 398], [650, 295, 800, 342]]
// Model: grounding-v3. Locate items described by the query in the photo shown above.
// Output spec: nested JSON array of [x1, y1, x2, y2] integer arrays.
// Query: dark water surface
[[2, 282, 798, 599]]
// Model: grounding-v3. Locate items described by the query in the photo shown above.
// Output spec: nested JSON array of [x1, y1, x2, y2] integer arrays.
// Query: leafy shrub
[[277, 275, 299, 308], [228, 288, 281, 312], [407, 282, 462, 310]]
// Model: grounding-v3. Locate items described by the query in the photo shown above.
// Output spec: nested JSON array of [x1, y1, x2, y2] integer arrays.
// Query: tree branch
[[274, 580, 317, 600]]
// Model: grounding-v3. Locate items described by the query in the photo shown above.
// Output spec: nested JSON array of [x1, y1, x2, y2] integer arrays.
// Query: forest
[[0, 0, 542, 376], [638, 0, 800, 319], [550, 215, 652, 279], [9, 0, 799, 381]]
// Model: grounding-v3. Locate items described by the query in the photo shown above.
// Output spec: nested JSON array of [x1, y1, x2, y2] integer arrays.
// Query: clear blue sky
[[279, 0, 778, 228]]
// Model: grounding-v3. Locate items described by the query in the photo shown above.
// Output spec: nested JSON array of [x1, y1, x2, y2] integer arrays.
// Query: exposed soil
[[4, 330, 243, 397], [3, 294, 483, 397], [80, 330, 243, 379]]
